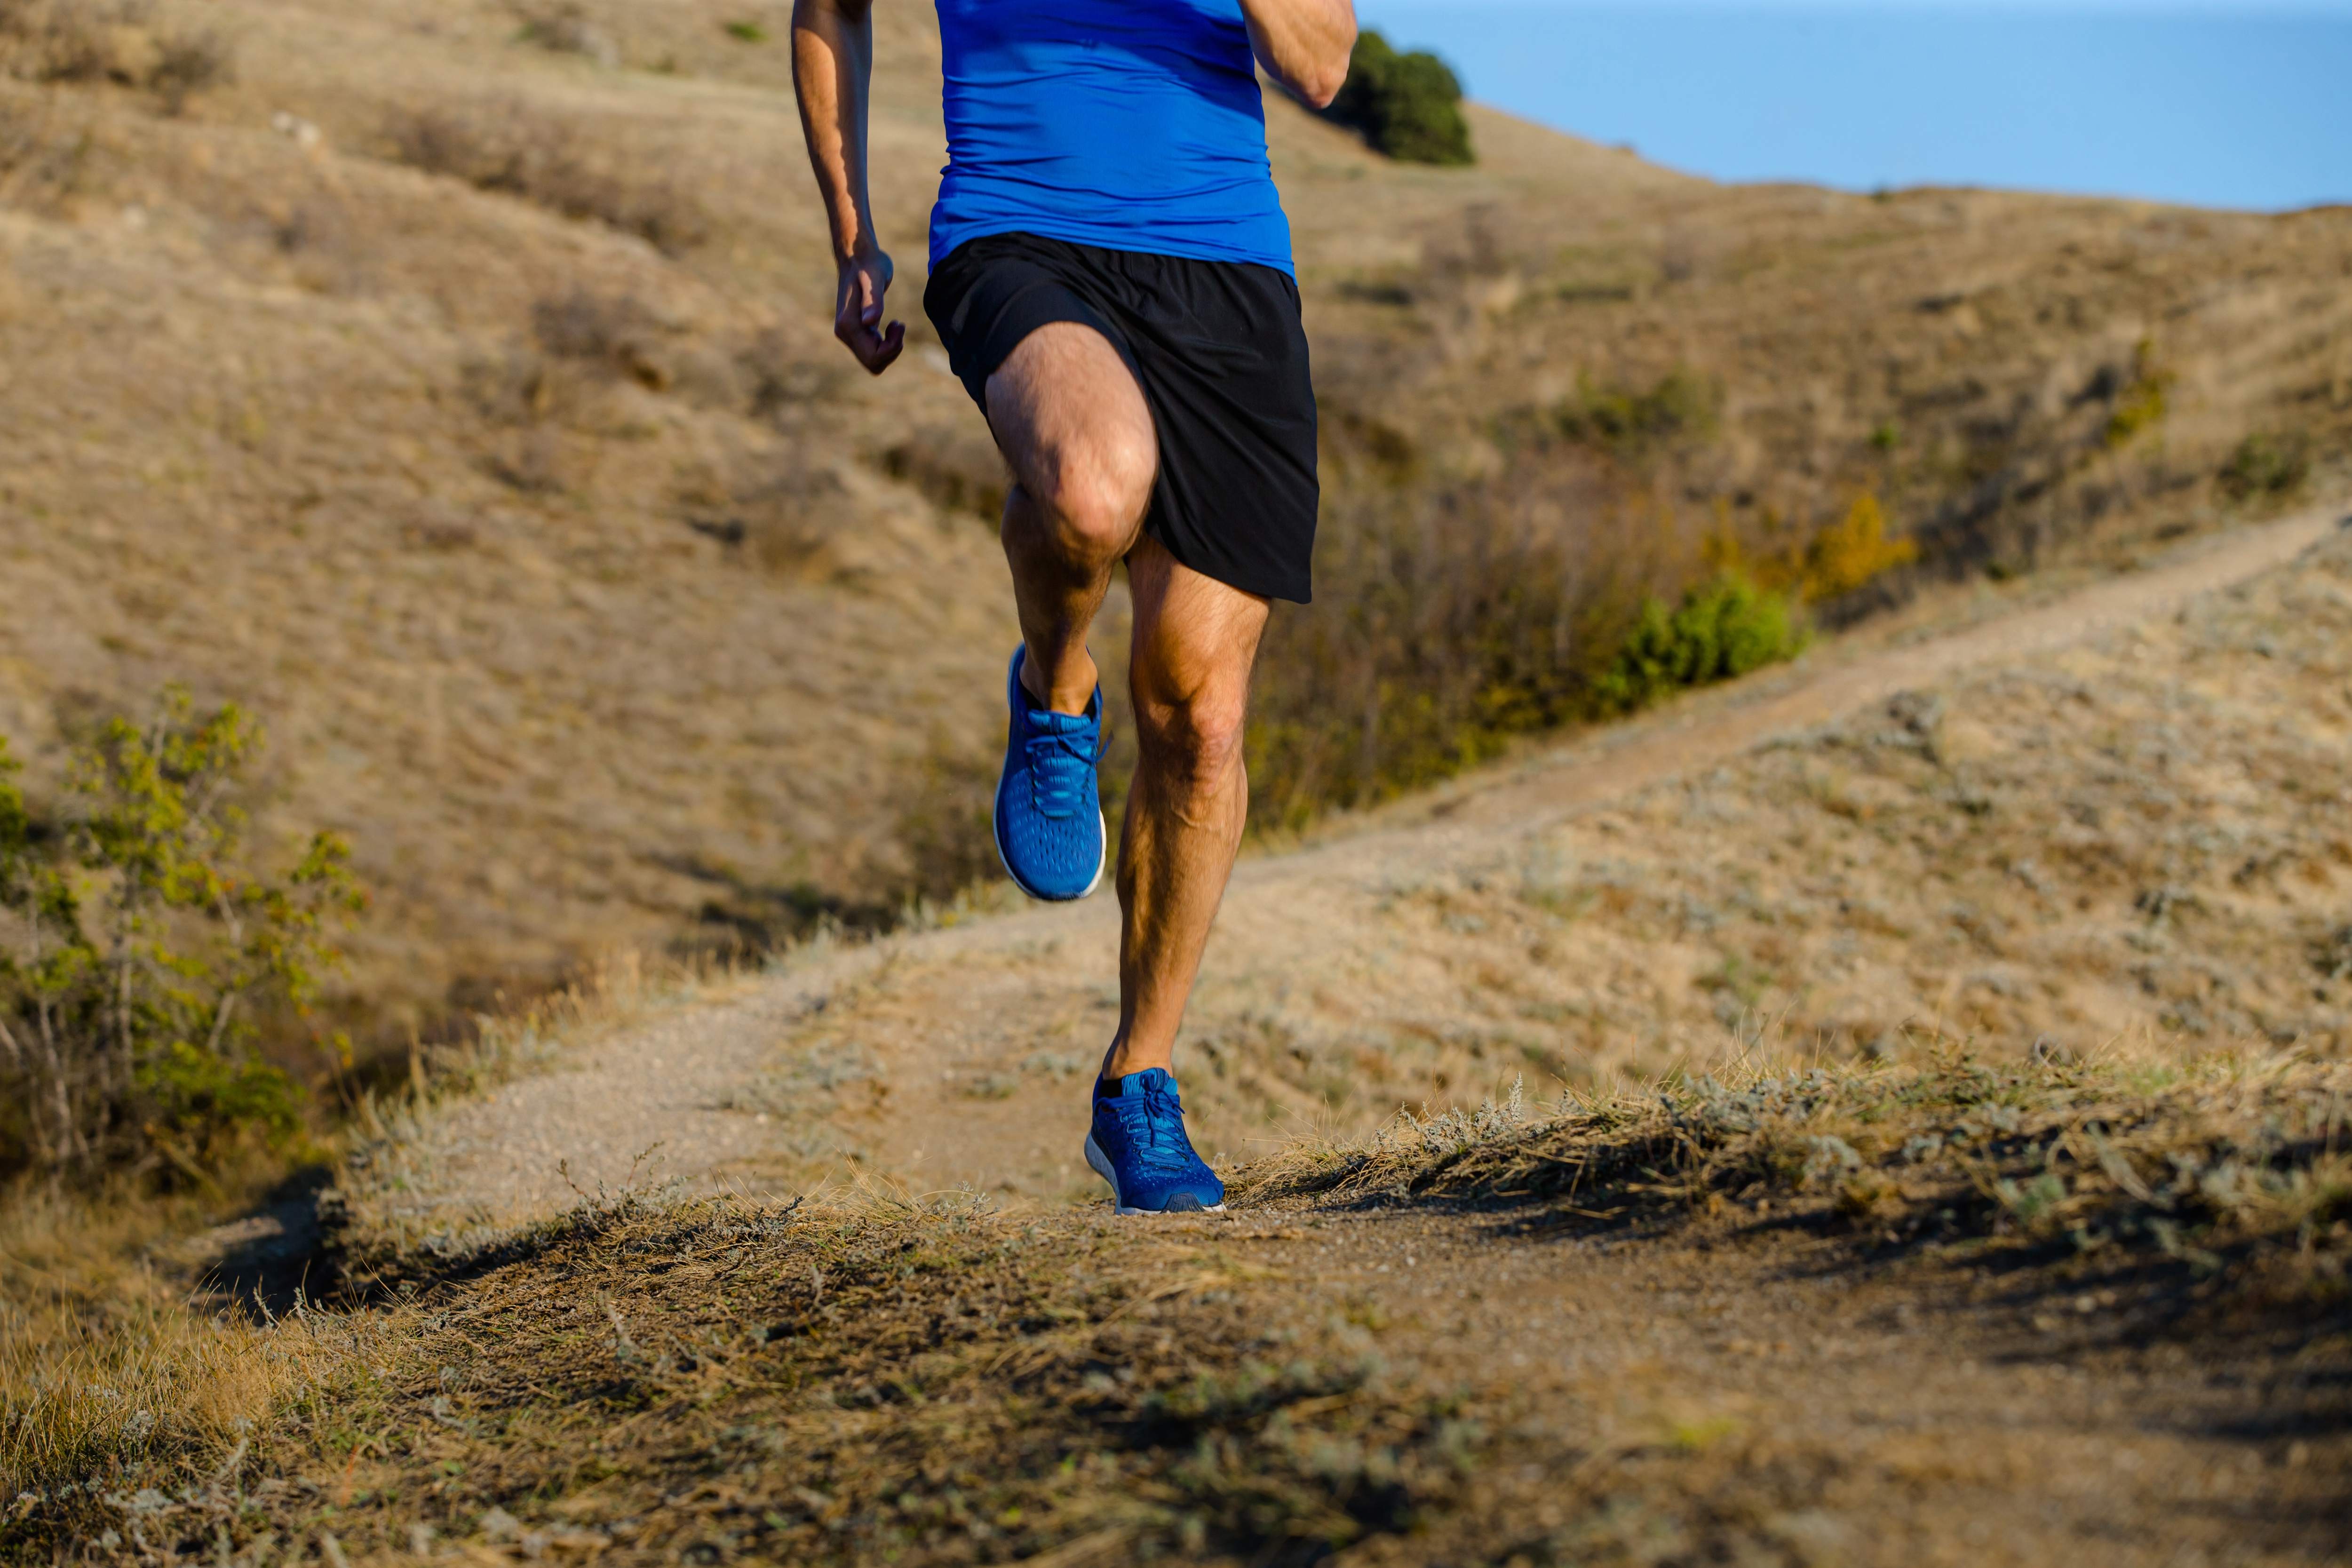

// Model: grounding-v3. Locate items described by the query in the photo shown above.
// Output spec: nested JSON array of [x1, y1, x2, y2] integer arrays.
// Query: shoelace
[[1025, 721, 1103, 820], [1112, 1084, 1204, 1176]]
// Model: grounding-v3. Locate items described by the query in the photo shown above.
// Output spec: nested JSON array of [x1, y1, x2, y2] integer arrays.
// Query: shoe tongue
[[1027, 704, 1093, 735], [1104, 1068, 1177, 1098]]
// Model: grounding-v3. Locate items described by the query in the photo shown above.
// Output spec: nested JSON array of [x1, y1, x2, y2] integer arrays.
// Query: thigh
[[1126, 533, 1271, 725], [985, 321, 1159, 528]]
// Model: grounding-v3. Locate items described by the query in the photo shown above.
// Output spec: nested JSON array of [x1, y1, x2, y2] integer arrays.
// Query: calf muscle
[[1104, 537, 1269, 1082]]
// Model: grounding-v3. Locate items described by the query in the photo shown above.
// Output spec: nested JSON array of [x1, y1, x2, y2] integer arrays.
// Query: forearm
[[1240, 0, 1356, 110], [791, 0, 880, 262]]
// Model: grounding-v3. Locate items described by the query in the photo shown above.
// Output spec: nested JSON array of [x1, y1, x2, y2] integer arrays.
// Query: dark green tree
[[1324, 31, 1475, 166]]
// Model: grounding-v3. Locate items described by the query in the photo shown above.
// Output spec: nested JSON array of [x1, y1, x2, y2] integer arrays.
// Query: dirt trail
[[275, 504, 2352, 1568], [375, 502, 2345, 1231]]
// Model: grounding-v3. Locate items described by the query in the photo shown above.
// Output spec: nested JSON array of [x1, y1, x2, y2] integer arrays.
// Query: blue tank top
[[929, 0, 1295, 275]]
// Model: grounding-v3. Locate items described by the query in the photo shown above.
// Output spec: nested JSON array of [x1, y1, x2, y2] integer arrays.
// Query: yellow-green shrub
[[0, 694, 365, 1184], [1594, 573, 1810, 714]]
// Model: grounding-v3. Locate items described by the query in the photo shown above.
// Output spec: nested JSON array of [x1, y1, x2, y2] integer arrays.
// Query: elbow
[[1293, 58, 1350, 110], [1298, 26, 1358, 110]]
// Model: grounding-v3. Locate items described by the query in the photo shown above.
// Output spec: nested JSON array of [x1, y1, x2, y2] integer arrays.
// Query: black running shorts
[[922, 231, 1319, 605]]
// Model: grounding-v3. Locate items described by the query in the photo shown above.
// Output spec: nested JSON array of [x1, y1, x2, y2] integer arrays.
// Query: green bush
[[2102, 340, 2174, 449], [1324, 31, 1473, 166], [1595, 574, 1810, 714], [0, 693, 365, 1184], [2218, 431, 2311, 505]]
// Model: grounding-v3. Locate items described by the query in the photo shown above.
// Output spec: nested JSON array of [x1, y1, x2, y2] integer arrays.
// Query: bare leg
[[1101, 535, 1270, 1082], [980, 322, 1263, 1083], [984, 323, 1157, 716]]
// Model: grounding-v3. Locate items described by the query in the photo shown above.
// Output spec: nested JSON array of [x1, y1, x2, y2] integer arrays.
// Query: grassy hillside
[[577, 517, 2349, 1217], [1, 0, 2345, 1066], [5, 439, 2347, 1568]]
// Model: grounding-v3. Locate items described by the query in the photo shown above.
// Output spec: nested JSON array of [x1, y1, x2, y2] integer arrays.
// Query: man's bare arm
[[1240, 0, 1357, 111], [792, 0, 903, 374]]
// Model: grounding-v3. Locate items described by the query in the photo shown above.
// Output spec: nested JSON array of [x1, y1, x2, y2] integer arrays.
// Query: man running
[[791, 0, 1355, 1213]]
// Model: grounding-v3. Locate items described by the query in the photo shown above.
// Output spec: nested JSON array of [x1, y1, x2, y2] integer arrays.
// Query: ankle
[[1099, 1043, 1173, 1087], [1021, 647, 1097, 717]]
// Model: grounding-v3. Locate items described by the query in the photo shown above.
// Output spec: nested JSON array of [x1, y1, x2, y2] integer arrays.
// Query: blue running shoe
[[994, 647, 1106, 902], [1085, 1068, 1226, 1215]]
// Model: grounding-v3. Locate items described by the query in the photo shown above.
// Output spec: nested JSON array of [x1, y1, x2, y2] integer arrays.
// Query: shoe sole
[[994, 803, 1107, 903], [1084, 1133, 1227, 1218]]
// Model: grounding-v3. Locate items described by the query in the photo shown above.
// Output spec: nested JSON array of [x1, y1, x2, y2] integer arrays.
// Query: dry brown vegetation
[[1, 8, 2348, 1555], [8, 1043, 2345, 1563], [0, 1173, 361, 1530], [0, 0, 2345, 1072], [1249, 1051, 2352, 1305], [4, 528, 2350, 1561], [0, 0, 233, 115], [658, 522, 2352, 1208]]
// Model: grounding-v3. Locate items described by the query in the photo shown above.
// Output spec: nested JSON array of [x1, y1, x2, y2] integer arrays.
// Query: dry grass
[[378, 947, 749, 1105], [0, 1179, 371, 1520], [0, 0, 233, 114], [1225, 543, 2352, 1202], [0, 944, 767, 1528], [0, 0, 2344, 1072], [10, 1044, 2345, 1560], [1245, 1048, 2352, 1309], [4, 1188, 1484, 1563], [381, 97, 707, 255], [760, 525, 2352, 1194]]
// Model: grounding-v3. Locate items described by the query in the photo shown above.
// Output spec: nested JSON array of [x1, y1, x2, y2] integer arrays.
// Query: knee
[[1135, 684, 1249, 794], [1028, 438, 1153, 565]]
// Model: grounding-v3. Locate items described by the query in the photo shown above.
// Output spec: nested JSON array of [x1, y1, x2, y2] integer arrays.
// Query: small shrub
[[2217, 431, 2310, 505], [1595, 573, 1809, 714], [1715, 492, 1918, 606], [1800, 492, 1917, 602], [146, 24, 229, 114], [1554, 367, 1717, 460], [2103, 340, 2174, 449], [723, 19, 766, 43], [0, 0, 119, 83], [1323, 30, 1472, 166], [0, 693, 366, 1184]]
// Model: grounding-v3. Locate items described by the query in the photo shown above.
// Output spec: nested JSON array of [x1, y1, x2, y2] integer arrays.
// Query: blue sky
[[1351, 2, 2352, 210]]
